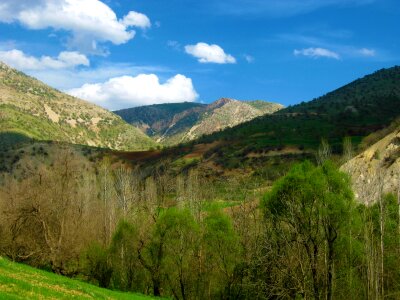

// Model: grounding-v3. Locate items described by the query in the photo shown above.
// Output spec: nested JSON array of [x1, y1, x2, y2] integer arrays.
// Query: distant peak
[[207, 98, 235, 110], [216, 97, 236, 104]]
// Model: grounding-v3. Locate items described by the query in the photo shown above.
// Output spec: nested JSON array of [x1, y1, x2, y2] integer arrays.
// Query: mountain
[[196, 66, 400, 152], [0, 61, 156, 151], [341, 120, 400, 204], [115, 102, 206, 137], [115, 98, 284, 145]]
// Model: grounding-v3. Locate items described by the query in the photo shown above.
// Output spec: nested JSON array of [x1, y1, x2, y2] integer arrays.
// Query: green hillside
[[0, 61, 157, 151], [197, 66, 400, 153], [0, 257, 154, 299]]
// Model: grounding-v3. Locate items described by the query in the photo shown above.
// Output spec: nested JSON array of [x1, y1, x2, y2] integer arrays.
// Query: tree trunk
[[327, 239, 335, 300], [312, 244, 319, 300]]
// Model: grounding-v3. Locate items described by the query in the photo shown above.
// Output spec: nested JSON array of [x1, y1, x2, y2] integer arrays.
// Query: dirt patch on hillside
[[116, 150, 163, 162], [247, 146, 305, 158], [184, 141, 222, 159], [44, 105, 60, 123]]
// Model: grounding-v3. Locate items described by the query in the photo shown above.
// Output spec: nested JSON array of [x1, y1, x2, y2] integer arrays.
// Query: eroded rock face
[[341, 129, 400, 204]]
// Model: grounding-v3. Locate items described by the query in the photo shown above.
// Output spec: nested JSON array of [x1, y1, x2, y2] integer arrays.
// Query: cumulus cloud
[[0, 0, 150, 50], [185, 42, 236, 64], [0, 49, 89, 70], [294, 47, 340, 60], [67, 74, 199, 110], [121, 11, 151, 29], [358, 48, 376, 57]]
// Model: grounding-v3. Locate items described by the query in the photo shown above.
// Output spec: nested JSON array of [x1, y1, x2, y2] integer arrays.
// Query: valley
[[1, 64, 400, 300], [2, 0, 400, 298]]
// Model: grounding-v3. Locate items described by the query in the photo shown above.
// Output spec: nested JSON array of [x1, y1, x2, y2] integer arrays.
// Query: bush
[[82, 242, 112, 288]]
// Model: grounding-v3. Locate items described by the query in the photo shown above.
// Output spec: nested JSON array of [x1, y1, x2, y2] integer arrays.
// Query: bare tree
[[317, 139, 332, 166]]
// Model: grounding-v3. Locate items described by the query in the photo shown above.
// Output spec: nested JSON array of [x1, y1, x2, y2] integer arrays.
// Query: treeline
[[0, 149, 400, 299]]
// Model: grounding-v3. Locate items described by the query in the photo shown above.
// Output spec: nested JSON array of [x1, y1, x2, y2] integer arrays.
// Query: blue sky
[[0, 0, 399, 110]]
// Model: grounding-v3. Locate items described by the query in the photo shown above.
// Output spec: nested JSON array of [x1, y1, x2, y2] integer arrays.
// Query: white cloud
[[0, 49, 89, 70], [185, 42, 236, 64], [294, 47, 340, 60], [167, 40, 181, 51], [121, 11, 151, 29], [358, 48, 376, 57], [0, 0, 150, 50], [11, 62, 171, 92], [67, 74, 199, 110], [244, 54, 255, 63]]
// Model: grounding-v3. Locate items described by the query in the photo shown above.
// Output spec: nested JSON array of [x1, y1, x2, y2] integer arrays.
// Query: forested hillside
[[196, 66, 400, 159]]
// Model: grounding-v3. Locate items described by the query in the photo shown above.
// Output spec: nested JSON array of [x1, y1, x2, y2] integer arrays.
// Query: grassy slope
[[247, 100, 284, 113], [0, 257, 154, 300], [0, 62, 156, 151]]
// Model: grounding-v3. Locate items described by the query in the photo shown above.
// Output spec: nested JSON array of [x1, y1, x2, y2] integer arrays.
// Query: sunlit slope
[[0, 61, 156, 151], [0, 257, 155, 300]]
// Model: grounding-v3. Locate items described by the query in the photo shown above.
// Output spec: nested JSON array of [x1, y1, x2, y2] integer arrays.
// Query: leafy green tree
[[262, 161, 355, 299], [157, 208, 200, 300], [203, 207, 242, 299], [110, 220, 141, 291], [81, 242, 112, 288]]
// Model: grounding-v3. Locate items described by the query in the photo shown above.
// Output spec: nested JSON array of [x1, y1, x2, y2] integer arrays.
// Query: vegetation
[[0, 256, 154, 299], [196, 66, 400, 160], [2, 64, 400, 299], [0, 61, 156, 151], [1, 140, 400, 299]]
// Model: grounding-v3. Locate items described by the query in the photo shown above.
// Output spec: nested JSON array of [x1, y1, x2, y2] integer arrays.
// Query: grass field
[[0, 257, 155, 299]]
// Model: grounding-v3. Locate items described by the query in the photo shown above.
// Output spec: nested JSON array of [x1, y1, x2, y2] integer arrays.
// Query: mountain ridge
[[115, 98, 284, 145], [196, 66, 400, 149]]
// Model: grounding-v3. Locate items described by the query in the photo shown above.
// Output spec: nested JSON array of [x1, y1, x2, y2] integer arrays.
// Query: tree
[[203, 207, 242, 299], [82, 242, 112, 288], [110, 220, 141, 291], [97, 157, 115, 246], [342, 136, 354, 164], [316, 139, 331, 165], [362, 193, 400, 299], [0, 149, 99, 274], [262, 161, 355, 299], [156, 208, 200, 300]]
